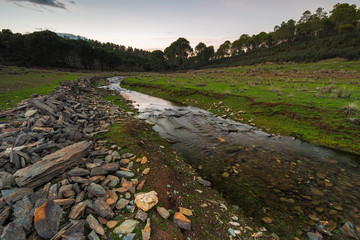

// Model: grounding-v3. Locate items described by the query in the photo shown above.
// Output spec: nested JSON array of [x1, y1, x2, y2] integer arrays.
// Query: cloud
[[9, 0, 67, 9]]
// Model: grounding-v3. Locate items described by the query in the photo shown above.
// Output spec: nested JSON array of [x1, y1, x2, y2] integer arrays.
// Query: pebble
[[134, 191, 158, 212], [157, 207, 170, 219]]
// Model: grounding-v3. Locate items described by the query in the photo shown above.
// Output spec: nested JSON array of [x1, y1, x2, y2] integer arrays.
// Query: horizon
[[0, 0, 359, 51]]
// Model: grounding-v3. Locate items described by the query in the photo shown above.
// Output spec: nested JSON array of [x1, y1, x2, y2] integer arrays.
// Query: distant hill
[[56, 32, 88, 40]]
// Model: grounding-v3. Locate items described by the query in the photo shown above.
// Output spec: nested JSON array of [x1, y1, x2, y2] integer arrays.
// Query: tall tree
[[164, 37, 193, 69]]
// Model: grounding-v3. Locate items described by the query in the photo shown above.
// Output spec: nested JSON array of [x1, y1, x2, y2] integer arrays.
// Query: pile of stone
[[0, 78, 193, 239]]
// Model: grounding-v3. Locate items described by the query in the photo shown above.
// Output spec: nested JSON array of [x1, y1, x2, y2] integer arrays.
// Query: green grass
[[121, 60, 360, 154], [0, 66, 102, 111]]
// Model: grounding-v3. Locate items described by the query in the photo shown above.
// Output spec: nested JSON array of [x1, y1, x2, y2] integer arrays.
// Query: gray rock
[[25, 109, 37, 118], [116, 198, 129, 210], [90, 167, 108, 176], [157, 206, 170, 219], [34, 200, 63, 238], [62, 233, 85, 240], [14, 141, 91, 188], [87, 183, 106, 197], [123, 233, 136, 240], [10, 151, 20, 169], [32, 100, 55, 115], [115, 170, 134, 178], [101, 163, 119, 172], [307, 232, 320, 240], [0, 207, 10, 226], [197, 177, 211, 187], [13, 195, 33, 230], [88, 230, 100, 240], [92, 198, 114, 218], [0, 171, 15, 189], [68, 168, 90, 177], [69, 202, 86, 220], [1, 188, 33, 205], [0, 222, 26, 240], [86, 214, 104, 236], [113, 220, 139, 235], [135, 209, 148, 222]]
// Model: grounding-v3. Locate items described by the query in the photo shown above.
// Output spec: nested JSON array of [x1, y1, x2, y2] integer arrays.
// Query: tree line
[[0, 3, 359, 71], [0, 29, 151, 71]]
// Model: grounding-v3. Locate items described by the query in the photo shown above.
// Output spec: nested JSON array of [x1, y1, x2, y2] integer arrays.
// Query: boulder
[[14, 141, 91, 188]]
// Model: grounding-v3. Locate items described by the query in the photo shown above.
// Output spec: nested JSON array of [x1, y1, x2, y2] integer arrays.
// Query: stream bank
[[107, 76, 360, 239]]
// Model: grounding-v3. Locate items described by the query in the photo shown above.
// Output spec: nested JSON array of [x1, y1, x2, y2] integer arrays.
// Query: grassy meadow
[[0, 66, 101, 111], [122, 59, 360, 154]]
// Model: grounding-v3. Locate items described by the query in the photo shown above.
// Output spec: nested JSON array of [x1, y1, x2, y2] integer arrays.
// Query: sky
[[0, 0, 358, 51]]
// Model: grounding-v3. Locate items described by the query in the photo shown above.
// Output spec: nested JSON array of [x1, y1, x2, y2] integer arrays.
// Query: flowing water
[[104, 77, 360, 237]]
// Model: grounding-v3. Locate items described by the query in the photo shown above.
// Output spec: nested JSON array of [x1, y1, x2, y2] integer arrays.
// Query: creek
[[104, 77, 360, 238]]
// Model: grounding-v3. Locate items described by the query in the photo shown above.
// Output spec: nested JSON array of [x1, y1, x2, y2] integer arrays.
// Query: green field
[[0, 66, 100, 111], [122, 59, 360, 155]]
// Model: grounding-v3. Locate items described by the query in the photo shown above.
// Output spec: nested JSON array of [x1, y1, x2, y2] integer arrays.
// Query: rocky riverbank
[[0, 77, 276, 239]]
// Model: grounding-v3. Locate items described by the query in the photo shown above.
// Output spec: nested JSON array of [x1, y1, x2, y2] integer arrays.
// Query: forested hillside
[[0, 3, 359, 71]]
